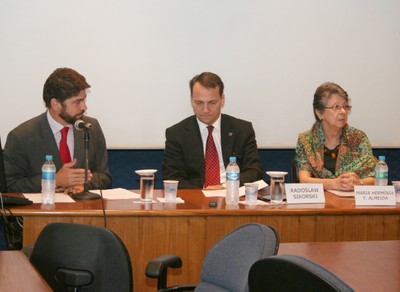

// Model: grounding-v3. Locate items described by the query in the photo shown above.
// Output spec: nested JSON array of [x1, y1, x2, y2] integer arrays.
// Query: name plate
[[285, 183, 325, 204], [354, 186, 396, 206]]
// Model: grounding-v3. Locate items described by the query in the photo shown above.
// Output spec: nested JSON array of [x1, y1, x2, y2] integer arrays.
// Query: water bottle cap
[[229, 156, 236, 163], [378, 155, 386, 161], [46, 155, 53, 161]]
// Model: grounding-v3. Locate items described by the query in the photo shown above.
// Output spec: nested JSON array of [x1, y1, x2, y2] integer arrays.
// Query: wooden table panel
[[23, 216, 105, 244]]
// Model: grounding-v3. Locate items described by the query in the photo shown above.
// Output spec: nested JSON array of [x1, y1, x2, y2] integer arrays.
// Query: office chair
[[0, 136, 7, 193], [248, 254, 354, 292], [30, 222, 133, 292], [146, 223, 280, 292], [291, 155, 299, 183]]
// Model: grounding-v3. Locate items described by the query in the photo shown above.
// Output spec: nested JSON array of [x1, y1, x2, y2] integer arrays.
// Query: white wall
[[1, 0, 399, 149]]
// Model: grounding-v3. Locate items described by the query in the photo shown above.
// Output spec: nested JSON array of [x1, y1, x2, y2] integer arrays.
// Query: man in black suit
[[163, 72, 263, 189], [3, 68, 111, 194]]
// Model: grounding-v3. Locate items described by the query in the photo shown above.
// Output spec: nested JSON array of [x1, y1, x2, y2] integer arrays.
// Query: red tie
[[60, 127, 71, 164], [204, 125, 220, 187]]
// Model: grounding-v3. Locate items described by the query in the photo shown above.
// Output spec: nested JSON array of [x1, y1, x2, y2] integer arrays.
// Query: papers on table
[[91, 188, 140, 200], [327, 190, 355, 197], [93, 189, 185, 203], [157, 197, 185, 203], [202, 189, 224, 198], [23, 188, 187, 204], [239, 200, 269, 206], [202, 180, 268, 198], [23, 193, 75, 203], [132, 199, 157, 204], [24, 188, 140, 203]]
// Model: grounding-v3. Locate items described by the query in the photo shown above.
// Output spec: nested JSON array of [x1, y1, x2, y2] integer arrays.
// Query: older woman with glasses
[[295, 82, 377, 191]]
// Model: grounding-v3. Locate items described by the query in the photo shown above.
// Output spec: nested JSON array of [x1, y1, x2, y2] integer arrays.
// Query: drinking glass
[[135, 169, 157, 202], [266, 171, 288, 205]]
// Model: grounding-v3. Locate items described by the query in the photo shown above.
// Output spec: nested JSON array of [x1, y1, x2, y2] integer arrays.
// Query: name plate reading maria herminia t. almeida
[[354, 186, 396, 206]]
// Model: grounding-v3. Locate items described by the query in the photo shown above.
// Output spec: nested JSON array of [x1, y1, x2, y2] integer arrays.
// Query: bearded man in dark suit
[[4, 67, 111, 194]]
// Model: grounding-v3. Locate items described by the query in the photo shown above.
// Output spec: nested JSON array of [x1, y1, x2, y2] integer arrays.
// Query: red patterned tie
[[60, 127, 71, 164], [204, 125, 220, 187]]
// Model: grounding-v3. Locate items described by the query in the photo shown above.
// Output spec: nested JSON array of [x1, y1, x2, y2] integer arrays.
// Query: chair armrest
[[146, 254, 183, 277], [159, 284, 196, 291], [146, 254, 183, 290]]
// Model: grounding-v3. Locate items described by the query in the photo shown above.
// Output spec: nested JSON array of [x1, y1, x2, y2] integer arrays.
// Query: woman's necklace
[[324, 144, 339, 159]]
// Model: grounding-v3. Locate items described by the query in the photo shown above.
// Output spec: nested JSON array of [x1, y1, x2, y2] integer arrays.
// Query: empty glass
[[164, 180, 179, 202], [245, 183, 259, 204], [392, 181, 400, 203]]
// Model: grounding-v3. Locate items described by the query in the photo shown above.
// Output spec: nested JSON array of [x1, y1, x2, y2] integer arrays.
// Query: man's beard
[[59, 106, 83, 125]]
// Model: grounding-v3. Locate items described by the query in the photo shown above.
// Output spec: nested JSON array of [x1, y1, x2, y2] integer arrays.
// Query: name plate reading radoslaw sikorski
[[354, 186, 396, 206], [285, 183, 325, 204]]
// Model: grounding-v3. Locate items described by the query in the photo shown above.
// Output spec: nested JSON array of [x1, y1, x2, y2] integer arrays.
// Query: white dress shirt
[[47, 111, 74, 159]]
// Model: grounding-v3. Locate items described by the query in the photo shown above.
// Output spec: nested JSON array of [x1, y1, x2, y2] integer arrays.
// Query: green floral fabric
[[295, 121, 377, 178]]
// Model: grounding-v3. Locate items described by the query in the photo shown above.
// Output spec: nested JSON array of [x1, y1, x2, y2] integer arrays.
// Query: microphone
[[71, 119, 100, 201], [74, 120, 92, 131]]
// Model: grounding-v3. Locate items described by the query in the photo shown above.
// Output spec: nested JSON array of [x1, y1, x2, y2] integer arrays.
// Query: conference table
[[8, 189, 400, 291], [278, 240, 400, 291], [0, 250, 52, 291]]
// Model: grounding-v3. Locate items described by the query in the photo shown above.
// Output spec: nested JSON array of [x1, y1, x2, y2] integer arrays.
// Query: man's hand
[[64, 185, 85, 195], [55, 159, 93, 188]]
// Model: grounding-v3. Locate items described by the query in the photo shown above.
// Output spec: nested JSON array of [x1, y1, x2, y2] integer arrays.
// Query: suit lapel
[[39, 113, 59, 158], [221, 115, 235, 167], [185, 117, 205, 175]]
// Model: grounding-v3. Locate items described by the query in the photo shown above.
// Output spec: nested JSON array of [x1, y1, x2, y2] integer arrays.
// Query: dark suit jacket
[[163, 114, 263, 189], [4, 112, 111, 192]]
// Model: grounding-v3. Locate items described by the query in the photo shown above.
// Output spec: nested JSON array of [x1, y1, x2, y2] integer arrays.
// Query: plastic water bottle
[[226, 157, 240, 205], [374, 156, 388, 186], [41, 155, 56, 204]]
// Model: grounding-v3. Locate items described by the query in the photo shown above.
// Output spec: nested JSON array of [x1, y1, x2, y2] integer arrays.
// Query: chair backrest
[[196, 223, 279, 292], [291, 155, 299, 183], [248, 254, 354, 292], [30, 222, 133, 292], [0, 137, 7, 193]]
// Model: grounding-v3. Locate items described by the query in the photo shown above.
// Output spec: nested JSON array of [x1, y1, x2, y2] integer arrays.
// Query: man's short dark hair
[[189, 72, 224, 96], [43, 67, 91, 108]]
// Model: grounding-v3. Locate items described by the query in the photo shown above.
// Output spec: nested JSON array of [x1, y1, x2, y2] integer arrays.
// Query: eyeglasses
[[324, 104, 352, 112]]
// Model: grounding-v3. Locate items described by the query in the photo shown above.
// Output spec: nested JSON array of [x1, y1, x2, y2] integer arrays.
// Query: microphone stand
[[72, 128, 101, 200]]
